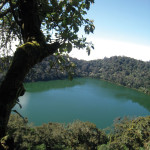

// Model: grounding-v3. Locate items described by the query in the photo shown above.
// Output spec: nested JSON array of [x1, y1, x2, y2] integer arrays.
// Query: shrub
[[107, 116, 150, 150], [7, 114, 150, 150], [7, 115, 108, 149]]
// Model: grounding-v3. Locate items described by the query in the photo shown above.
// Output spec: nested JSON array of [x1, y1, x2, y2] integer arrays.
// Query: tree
[[0, 0, 94, 147]]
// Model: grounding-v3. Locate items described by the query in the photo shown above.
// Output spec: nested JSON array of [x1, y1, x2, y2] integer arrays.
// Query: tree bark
[[0, 0, 60, 148], [0, 41, 60, 139]]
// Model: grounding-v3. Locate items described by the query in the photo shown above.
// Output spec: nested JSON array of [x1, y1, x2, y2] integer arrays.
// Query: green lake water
[[14, 78, 150, 129]]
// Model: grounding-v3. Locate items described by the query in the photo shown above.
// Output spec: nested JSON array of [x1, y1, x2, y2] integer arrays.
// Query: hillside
[[0, 56, 150, 94], [74, 56, 150, 94]]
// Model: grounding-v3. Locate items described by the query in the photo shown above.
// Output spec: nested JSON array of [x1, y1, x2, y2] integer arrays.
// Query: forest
[[75, 56, 150, 95], [26, 56, 150, 95], [5, 114, 150, 150], [1, 55, 149, 95]]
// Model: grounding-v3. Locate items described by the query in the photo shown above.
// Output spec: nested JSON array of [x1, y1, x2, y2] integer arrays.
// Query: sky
[[69, 0, 150, 61]]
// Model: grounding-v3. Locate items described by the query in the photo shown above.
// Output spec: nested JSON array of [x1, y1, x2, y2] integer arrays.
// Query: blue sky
[[70, 0, 150, 61]]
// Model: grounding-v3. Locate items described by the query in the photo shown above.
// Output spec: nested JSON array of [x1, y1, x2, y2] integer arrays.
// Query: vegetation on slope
[[0, 56, 150, 94], [24, 56, 150, 95], [77, 56, 150, 95], [5, 114, 150, 150]]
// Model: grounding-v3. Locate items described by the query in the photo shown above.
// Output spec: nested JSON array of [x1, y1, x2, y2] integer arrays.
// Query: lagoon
[[14, 78, 150, 129]]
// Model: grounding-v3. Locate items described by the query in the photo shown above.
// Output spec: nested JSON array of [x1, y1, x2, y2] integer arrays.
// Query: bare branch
[[0, 2, 17, 18], [9, 0, 20, 26]]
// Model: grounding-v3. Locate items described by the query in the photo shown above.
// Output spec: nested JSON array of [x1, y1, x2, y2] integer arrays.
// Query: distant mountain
[[0, 56, 150, 94]]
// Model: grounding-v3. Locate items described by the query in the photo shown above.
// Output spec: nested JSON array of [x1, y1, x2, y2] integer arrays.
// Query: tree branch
[[0, 41, 60, 104], [0, 0, 9, 10], [0, 41, 60, 138], [0, 8, 11, 18], [9, 0, 20, 26], [0, 3, 17, 18]]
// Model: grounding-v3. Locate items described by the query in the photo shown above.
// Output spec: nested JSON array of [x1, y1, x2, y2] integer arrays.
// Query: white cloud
[[69, 38, 150, 61]]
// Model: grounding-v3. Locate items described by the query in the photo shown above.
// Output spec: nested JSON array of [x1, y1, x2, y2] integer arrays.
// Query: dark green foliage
[[1, 56, 150, 94], [7, 115, 150, 149], [0, 56, 150, 94], [25, 55, 76, 82], [26, 56, 150, 95], [104, 116, 150, 150], [7, 114, 108, 150], [76, 56, 150, 95], [0, 0, 95, 58]]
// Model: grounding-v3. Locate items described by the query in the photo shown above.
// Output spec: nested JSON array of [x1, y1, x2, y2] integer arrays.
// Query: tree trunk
[[0, 0, 60, 148], [0, 41, 59, 137], [0, 41, 60, 142]]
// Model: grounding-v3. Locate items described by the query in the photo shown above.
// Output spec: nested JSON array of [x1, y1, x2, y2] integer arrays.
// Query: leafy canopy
[[0, 0, 95, 57]]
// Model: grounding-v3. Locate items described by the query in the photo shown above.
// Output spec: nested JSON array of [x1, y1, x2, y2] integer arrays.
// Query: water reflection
[[24, 78, 150, 112], [90, 78, 150, 112], [24, 78, 86, 93], [16, 78, 150, 128], [115, 92, 150, 112]]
